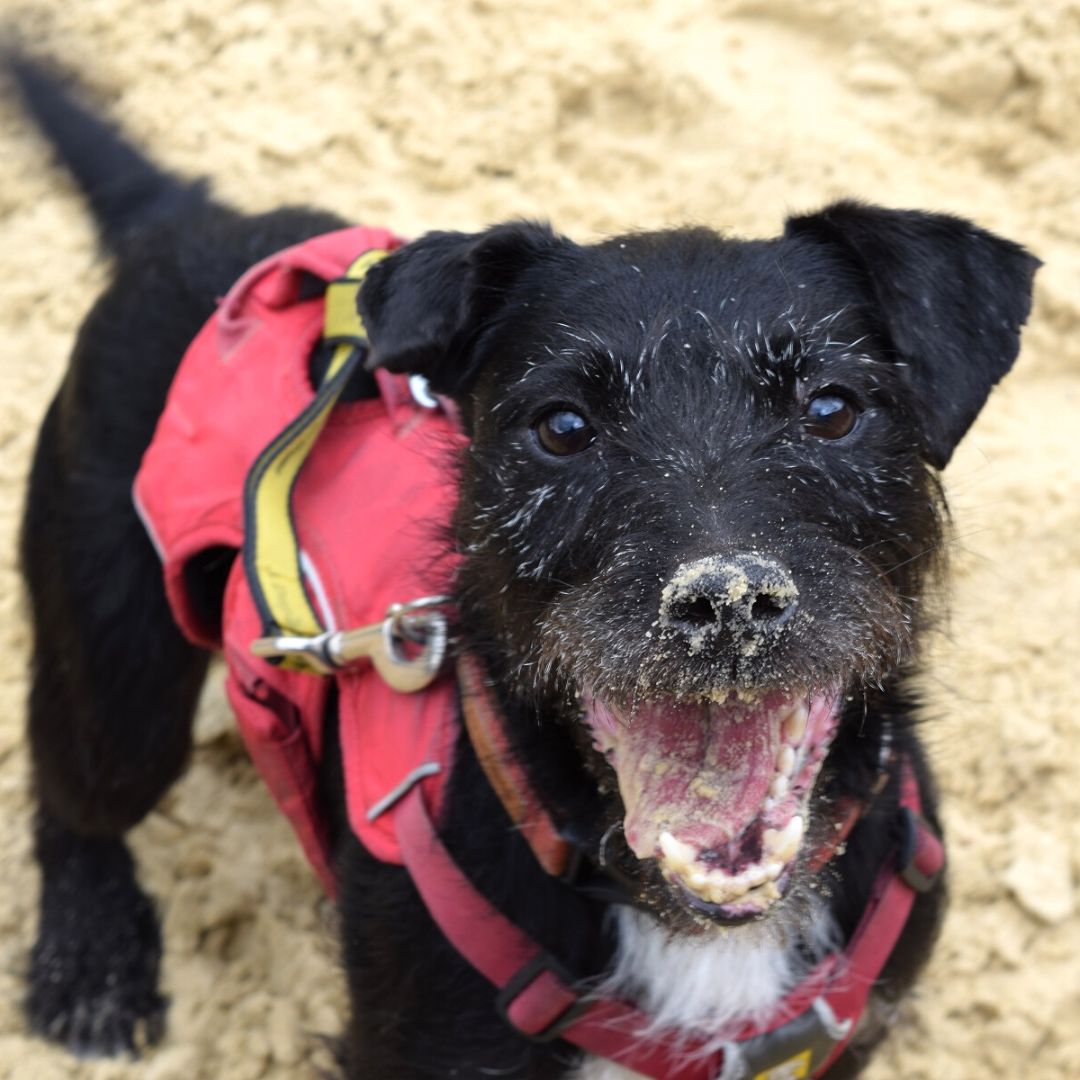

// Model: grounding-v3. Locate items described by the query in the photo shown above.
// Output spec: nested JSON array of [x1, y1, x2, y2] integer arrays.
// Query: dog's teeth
[[776, 745, 796, 777], [663, 809, 805, 910], [658, 830, 698, 870], [769, 775, 789, 799], [677, 852, 791, 907], [745, 865, 767, 887], [763, 815, 804, 864], [708, 872, 748, 905], [735, 879, 781, 911], [782, 703, 808, 745]]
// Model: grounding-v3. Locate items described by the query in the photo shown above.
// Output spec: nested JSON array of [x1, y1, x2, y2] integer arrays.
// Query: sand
[[0, 1, 1077, 1077]]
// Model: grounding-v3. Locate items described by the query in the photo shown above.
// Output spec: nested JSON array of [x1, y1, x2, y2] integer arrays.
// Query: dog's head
[[359, 203, 1037, 925]]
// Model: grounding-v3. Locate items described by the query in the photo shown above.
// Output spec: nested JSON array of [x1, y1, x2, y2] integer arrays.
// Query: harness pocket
[[226, 666, 337, 895]]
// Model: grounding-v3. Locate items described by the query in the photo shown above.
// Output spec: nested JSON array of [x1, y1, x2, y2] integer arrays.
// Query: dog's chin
[[584, 689, 841, 925]]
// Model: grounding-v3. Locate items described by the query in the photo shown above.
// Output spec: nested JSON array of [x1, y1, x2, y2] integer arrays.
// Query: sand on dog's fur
[[1, 2, 1078, 1077]]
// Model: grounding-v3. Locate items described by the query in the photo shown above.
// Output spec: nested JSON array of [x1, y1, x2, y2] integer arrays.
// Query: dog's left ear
[[358, 221, 570, 397], [785, 201, 1040, 468]]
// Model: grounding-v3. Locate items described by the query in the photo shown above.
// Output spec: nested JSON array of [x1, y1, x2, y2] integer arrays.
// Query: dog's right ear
[[358, 221, 569, 396]]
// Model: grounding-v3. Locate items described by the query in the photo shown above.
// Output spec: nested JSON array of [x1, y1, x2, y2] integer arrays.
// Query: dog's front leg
[[27, 811, 170, 1056]]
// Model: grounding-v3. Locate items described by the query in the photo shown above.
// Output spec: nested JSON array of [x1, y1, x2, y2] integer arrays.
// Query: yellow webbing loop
[[242, 248, 389, 669]]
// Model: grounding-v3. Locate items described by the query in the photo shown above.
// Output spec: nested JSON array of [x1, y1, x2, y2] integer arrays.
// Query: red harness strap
[[388, 757, 943, 1079]]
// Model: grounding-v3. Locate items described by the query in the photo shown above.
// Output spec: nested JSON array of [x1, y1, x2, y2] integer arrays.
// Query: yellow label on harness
[[752, 1049, 813, 1080]]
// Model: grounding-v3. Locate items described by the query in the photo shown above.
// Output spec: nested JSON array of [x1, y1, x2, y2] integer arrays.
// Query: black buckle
[[495, 952, 587, 1043], [896, 806, 942, 893]]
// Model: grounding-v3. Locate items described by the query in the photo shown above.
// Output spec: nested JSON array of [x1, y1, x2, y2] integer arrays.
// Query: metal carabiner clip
[[251, 595, 450, 692]]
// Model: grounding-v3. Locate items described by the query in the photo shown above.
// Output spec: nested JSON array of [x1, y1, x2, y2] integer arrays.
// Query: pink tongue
[[589, 698, 783, 861]]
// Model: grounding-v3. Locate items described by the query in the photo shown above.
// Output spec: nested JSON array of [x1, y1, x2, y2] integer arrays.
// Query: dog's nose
[[659, 553, 798, 649]]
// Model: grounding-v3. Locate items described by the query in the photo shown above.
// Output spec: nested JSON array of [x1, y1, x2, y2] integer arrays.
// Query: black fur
[[10, 55, 1037, 1077]]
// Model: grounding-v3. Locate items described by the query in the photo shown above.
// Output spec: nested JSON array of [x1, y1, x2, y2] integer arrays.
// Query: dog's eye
[[534, 409, 595, 456], [802, 392, 859, 440]]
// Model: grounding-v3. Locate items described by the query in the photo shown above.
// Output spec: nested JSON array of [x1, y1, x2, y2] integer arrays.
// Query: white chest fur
[[571, 901, 837, 1080]]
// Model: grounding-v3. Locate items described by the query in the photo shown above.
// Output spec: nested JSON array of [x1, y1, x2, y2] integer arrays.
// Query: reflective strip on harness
[[242, 249, 389, 666]]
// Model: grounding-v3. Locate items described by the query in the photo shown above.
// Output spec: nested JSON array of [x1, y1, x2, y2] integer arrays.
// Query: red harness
[[135, 228, 944, 1078], [134, 226, 470, 891]]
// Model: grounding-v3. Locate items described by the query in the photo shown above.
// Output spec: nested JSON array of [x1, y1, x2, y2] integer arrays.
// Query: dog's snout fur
[[659, 553, 799, 657]]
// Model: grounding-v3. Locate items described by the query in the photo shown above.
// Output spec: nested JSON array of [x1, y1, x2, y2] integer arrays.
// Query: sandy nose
[[659, 553, 799, 645]]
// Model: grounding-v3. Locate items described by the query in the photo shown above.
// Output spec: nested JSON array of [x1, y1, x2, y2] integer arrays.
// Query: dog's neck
[[600, 900, 838, 1038], [568, 900, 838, 1080]]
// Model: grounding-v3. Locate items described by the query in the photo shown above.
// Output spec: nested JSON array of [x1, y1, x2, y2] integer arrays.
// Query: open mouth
[[585, 690, 840, 920]]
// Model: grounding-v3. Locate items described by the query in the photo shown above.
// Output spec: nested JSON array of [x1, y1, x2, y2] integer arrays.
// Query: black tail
[[4, 50, 206, 250]]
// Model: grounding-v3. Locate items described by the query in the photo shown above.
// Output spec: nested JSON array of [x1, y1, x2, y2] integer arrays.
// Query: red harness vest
[[134, 226, 464, 892], [134, 228, 944, 1079]]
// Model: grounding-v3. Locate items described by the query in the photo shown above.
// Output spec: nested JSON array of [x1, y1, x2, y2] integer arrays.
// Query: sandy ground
[[0, 1, 1077, 1077]]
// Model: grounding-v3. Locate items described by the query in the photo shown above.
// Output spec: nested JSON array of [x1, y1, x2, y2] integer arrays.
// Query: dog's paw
[[26, 868, 166, 1057], [27, 980, 166, 1058]]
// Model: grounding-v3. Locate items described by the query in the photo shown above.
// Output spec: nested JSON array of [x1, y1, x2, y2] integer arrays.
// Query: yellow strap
[[323, 248, 390, 342], [243, 248, 389, 669]]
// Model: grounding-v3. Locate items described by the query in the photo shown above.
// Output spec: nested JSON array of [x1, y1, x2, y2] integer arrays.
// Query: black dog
[[11, 57, 1037, 1078]]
